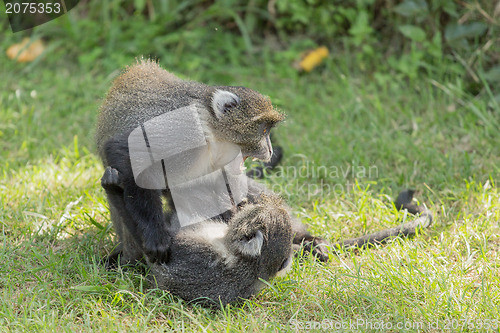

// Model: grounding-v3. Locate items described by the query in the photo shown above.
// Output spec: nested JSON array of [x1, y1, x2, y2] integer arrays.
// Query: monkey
[[101, 166, 293, 306], [100, 167, 432, 306], [156, 190, 432, 307], [150, 195, 294, 306], [95, 59, 328, 265]]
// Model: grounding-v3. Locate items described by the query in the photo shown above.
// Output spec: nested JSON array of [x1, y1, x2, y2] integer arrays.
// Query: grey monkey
[[95, 59, 329, 265], [151, 195, 293, 306], [101, 167, 432, 306], [102, 166, 293, 306], [151, 189, 432, 307]]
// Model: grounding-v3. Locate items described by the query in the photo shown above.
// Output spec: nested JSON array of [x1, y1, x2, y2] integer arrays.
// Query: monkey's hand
[[296, 236, 330, 263]]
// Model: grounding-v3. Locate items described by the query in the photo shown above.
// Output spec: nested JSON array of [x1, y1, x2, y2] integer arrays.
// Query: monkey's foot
[[101, 166, 123, 192], [143, 232, 172, 264]]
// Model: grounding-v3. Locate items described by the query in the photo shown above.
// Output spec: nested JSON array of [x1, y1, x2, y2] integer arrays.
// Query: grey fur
[[96, 59, 284, 164], [96, 59, 286, 265], [150, 195, 293, 307], [101, 165, 294, 306]]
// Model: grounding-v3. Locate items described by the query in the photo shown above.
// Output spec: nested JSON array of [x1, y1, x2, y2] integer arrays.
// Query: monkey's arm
[[333, 190, 433, 249], [101, 167, 171, 262]]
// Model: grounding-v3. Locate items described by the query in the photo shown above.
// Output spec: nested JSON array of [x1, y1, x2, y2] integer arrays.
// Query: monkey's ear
[[212, 90, 240, 118], [236, 230, 264, 257]]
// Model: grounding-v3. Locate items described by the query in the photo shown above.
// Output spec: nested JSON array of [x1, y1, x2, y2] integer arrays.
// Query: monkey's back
[[95, 59, 210, 158]]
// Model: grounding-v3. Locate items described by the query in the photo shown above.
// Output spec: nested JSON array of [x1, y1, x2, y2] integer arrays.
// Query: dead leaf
[[297, 46, 329, 72], [6, 38, 45, 62]]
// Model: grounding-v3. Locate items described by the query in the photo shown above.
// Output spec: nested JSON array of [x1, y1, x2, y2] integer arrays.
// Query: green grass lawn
[[1, 31, 499, 331]]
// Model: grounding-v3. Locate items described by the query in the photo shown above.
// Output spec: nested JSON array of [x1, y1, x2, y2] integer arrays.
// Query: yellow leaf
[[6, 38, 45, 62], [298, 46, 329, 72]]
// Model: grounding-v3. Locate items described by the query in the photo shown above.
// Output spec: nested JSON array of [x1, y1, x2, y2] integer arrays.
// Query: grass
[[1, 13, 500, 332]]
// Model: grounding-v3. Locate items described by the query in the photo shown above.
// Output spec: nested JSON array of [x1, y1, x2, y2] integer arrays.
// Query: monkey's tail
[[333, 189, 433, 249]]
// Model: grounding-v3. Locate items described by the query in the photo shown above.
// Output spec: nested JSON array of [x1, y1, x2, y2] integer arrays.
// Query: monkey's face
[[209, 87, 284, 162], [227, 197, 294, 280], [256, 208, 294, 280]]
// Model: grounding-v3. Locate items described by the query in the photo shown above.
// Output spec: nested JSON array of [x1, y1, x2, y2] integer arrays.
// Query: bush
[[7, 0, 500, 98]]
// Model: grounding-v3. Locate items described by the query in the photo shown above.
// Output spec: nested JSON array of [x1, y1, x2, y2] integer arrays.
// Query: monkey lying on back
[[152, 196, 294, 306], [96, 59, 329, 265], [101, 167, 432, 306], [102, 166, 293, 306]]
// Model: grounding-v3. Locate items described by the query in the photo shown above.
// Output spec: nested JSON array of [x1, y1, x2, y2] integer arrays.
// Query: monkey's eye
[[279, 257, 290, 271], [240, 233, 255, 242], [259, 122, 270, 136], [223, 101, 238, 112]]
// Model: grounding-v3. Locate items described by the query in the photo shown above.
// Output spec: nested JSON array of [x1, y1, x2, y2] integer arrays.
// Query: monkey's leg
[[101, 167, 144, 267], [290, 218, 331, 262], [103, 138, 172, 264], [121, 182, 171, 263]]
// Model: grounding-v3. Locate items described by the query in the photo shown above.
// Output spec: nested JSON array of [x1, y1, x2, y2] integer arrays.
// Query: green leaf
[[72, 285, 107, 292], [427, 32, 442, 58], [399, 25, 426, 42], [445, 22, 488, 42], [440, 0, 459, 17], [349, 11, 373, 46], [393, 0, 428, 17], [134, 0, 146, 12], [483, 65, 500, 83]]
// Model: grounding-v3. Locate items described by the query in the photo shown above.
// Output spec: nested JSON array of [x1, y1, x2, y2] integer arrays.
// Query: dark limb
[[101, 166, 143, 267], [290, 219, 331, 262], [333, 189, 433, 249], [102, 137, 172, 264], [247, 133, 283, 179]]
